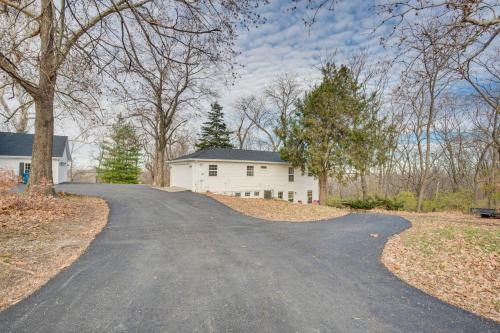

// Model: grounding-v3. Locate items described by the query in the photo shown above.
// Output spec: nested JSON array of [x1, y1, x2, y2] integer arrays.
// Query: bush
[[394, 191, 417, 211], [422, 190, 475, 213], [326, 195, 344, 208], [342, 198, 379, 210], [374, 196, 404, 211], [341, 197, 405, 211]]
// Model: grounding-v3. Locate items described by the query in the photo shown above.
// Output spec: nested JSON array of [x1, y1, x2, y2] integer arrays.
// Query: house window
[[24, 163, 31, 173], [308, 171, 313, 177], [208, 165, 217, 176], [260, 166, 267, 169], [277, 191, 283, 199], [288, 167, 294, 182], [307, 190, 313, 204], [246, 165, 254, 176], [288, 191, 294, 202], [235, 192, 241, 197], [254, 191, 259, 197], [245, 192, 251, 197]]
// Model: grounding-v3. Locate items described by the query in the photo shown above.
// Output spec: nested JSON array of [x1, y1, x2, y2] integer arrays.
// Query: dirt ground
[[0, 190, 108, 310], [204, 192, 347, 221], [381, 211, 500, 322]]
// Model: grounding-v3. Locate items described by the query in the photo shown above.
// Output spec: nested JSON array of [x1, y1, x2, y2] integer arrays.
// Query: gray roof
[[0, 132, 69, 158], [173, 148, 286, 163]]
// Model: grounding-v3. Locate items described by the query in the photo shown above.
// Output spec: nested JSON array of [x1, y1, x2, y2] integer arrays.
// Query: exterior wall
[[170, 162, 194, 190], [57, 148, 69, 183], [170, 160, 319, 203], [0, 154, 67, 184]]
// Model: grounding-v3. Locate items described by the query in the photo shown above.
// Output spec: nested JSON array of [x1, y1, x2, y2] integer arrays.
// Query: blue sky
[[217, 0, 390, 111], [71, 0, 393, 167]]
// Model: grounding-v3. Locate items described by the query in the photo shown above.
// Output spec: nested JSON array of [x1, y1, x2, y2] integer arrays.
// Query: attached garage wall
[[170, 163, 193, 190]]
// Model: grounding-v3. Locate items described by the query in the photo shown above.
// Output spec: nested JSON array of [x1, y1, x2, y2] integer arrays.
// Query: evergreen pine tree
[[196, 102, 233, 150], [97, 115, 141, 184]]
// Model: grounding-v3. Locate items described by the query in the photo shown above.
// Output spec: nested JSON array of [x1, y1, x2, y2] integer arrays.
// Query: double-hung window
[[288, 167, 294, 182], [288, 191, 294, 203], [208, 165, 218, 176], [278, 191, 283, 199], [307, 190, 313, 204], [247, 165, 254, 176]]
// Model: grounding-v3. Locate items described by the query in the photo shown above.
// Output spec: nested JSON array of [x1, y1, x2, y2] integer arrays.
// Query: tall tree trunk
[[30, 92, 55, 194], [416, 174, 427, 212], [360, 171, 368, 201], [488, 150, 497, 208], [318, 172, 328, 205], [153, 136, 167, 187], [29, 0, 56, 195]]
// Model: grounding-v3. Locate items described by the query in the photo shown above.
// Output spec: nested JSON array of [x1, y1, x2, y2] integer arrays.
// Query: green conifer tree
[[97, 115, 141, 184], [196, 102, 233, 150], [280, 63, 365, 205]]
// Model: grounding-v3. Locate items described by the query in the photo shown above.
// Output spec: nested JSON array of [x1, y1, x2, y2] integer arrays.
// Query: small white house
[[169, 148, 319, 204], [0, 132, 71, 184]]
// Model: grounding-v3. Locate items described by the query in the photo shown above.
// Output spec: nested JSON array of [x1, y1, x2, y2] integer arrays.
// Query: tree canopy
[[98, 115, 141, 184], [196, 102, 233, 150], [280, 63, 390, 204]]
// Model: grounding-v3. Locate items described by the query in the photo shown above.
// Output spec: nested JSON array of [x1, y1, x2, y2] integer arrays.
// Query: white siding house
[[169, 148, 319, 204], [0, 132, 71, 184]]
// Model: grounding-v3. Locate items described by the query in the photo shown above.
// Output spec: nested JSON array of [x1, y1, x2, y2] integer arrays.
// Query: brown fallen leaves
[[381, 211, 500, 322], [204, 192, 347, 222], [0, 190, 108, 310]]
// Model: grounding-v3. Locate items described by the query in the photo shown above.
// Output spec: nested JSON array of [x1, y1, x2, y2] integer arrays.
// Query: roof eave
[[168, 158, 289, 165]]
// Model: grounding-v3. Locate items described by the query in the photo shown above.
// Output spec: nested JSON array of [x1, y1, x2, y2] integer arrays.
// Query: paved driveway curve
[[0, 184, 498, 332]]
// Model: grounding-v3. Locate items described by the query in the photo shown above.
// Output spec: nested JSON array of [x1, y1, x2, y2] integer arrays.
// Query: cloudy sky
[[71, 0, 392, 167], [217, 0, 390, 110]]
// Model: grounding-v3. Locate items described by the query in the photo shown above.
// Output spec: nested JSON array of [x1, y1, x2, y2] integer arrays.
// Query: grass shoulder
[[380, 210, 499, 322], [0, 188, 109, 310]]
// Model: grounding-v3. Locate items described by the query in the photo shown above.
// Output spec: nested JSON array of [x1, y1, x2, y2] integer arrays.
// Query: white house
[[169, 148, 319, 204], [0, 132, 71, 184]]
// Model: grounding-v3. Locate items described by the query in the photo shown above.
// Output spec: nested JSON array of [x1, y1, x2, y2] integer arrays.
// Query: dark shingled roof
[[0, 132, 69, 158], [174, 148, 286, 163]]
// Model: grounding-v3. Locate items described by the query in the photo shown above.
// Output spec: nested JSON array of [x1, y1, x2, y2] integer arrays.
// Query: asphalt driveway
[[0, 184, 498, 332]]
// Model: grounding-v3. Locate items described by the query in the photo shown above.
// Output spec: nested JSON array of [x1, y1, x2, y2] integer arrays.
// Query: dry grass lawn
[[204, 192, 347, 221], [381, 210, 500, 322], [0, 189, 108, 310]]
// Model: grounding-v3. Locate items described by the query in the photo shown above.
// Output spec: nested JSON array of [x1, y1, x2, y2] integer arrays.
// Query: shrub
[[326, 195, 344, 208], [394, 191, 417, 211], [342, 198, 379, 210], [422, 190, 475, 213], [374, 196, 404, 211]]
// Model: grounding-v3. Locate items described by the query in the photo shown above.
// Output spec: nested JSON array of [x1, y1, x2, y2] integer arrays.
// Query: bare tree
[[0, 0, 264, 194], [0, 79, 33, 132], [434, 95, 474, 192], [236, 73, 301, 151], [264, 73, 301, 145], [394, 16, 456, 211], [115, 19, 217, 187], [232, 96, 256, 149]]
